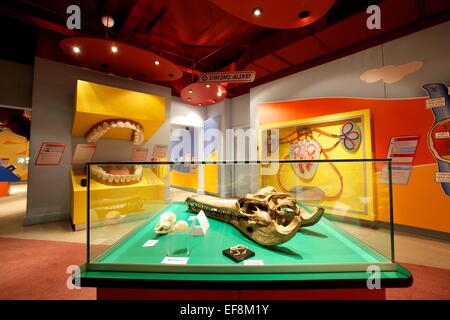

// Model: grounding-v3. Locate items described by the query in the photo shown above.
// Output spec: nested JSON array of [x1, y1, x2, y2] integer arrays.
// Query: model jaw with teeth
[[85, 119, 145, 145], [90, 165, 143, 185]]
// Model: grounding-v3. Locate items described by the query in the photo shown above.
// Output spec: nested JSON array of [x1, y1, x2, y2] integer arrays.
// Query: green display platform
[[81, 202, 412, 290]]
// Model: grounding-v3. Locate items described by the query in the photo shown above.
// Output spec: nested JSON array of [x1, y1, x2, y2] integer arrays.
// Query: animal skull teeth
[[85, 119, 145, 145], [90, 165, 143, 185], [186, 186, 324, 247]]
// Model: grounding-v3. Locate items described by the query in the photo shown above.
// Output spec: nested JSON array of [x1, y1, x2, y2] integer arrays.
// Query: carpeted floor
[[0, 237, 95, 300], [0, 237, 449, 300], [386, 263, 450, 300]]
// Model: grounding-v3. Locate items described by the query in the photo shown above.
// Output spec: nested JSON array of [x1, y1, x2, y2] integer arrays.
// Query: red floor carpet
[[0, 237, 95, 300], [0, 237, 449, 300]]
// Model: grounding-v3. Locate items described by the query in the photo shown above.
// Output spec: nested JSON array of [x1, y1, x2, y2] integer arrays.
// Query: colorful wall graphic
[[423, 83, 450, 196], [0, 130, 29, 181], [0, 106, 31, 181], [260, 110, 376, 221], [258, 90, 450, 233]]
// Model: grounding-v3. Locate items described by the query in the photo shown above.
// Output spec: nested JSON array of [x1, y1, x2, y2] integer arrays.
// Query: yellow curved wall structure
[[72, 80, 166, 140]]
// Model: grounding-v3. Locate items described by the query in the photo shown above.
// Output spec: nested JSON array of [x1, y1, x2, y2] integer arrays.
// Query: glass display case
[[80, 159, 412, 290]]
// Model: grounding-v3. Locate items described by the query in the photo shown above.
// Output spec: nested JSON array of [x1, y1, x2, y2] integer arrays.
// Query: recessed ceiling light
[[217, 89, 223, 97], [198, 103, 202, 106], [187, 98, 192, 101], [212, 99, 216, 104], [102, 16, 115, 28], [298, 10, 311, 19], [206, 84, 211, 88], [73, 46, 81, 54], [188, 89, 193, 94], [154, 60, 160, 66], [253, 7, 263, 17], [111, 46, 118, 53]]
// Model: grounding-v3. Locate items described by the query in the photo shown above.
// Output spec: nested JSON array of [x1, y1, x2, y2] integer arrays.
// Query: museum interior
[[0, 0, 449, 301]]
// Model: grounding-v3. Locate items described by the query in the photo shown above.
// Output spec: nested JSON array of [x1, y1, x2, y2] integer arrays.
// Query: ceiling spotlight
[[206, 84, 211, 88], [188, 89, 193, 94], [212, 99, 216, 104], [253, 7, 263, 17], [102, 16, 115, 28], [217, 89, 223, 97], [111, 46, 118, 53], [73, 46, 81, 54], [154, 60, 160, 66], [298, 10, 311, 19], [198, 103, 202, 106], [187, 98, 192, 101]]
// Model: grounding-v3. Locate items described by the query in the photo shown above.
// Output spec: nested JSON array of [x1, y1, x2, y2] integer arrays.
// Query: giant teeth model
[[186, 186, 324, 247], [85, 119, 145, 145], [90, 165, 143, 185]]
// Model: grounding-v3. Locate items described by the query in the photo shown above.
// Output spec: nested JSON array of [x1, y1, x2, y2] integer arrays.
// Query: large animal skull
[[186, 186, 324, 246], [234, 186, 302, 246]]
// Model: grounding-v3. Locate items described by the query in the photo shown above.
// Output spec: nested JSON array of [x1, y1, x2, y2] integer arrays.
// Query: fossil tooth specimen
[[85, 119, 145, 145], [186, 186, 324, 246]]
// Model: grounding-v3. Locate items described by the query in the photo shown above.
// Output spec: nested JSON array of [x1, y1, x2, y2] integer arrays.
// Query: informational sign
[[142, 240, 159, 247], [152, 144, 168, 158], [190, 210, 210, 236], [244, 260, 264, 266], [161, 257, 189, 265], [380, 136, 419, 185], [436, 172, 450, 183], [131, 147, 148, 162], [435, 131, 450, 139], [381, 165, 413, 185], [72, 144, 96, 164], [35, 142, 65, 166], [198, 71, 256, 84], [426, 97, 446, 110]]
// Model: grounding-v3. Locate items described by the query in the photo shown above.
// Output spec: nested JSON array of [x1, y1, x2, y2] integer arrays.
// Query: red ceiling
[[275, 36, 329, 66], [1, 0, 449, 97], [252, 54, 291, 74], [60, 37, 183, 81], [211, 0, 336, 29]]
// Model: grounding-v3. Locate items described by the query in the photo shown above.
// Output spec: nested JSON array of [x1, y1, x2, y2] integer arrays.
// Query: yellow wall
[[72, 80, 166, 140], [71, 168, 166, 227], [204, 151, 219, 194], [170, 167, 199, 191]]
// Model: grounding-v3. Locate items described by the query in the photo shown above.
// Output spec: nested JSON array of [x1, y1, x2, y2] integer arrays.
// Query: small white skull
[[154, 212, 177, 234]]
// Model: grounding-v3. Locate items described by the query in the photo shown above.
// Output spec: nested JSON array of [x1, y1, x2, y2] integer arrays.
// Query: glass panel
[[87, 160, 394, 273]]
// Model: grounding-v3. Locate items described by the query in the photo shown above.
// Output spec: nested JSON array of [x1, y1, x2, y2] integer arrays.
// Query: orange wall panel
[[259, 96, 449, 233], [259, 97, 435, 166]]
